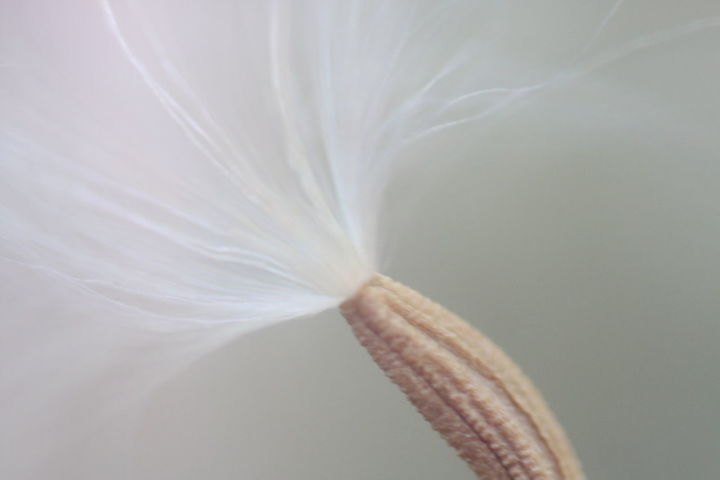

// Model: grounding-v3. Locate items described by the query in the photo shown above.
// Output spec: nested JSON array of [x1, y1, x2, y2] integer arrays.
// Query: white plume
[[0, 0, 537, 327]]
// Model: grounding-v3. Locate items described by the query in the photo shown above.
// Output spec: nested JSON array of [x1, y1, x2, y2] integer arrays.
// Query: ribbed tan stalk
[[340, 274, 585, 480]]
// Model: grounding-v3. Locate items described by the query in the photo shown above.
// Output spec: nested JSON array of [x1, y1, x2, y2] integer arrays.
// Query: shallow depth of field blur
[[2, 1, 719, 479]]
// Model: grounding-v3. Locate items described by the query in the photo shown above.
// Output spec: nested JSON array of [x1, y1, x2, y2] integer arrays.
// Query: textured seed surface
[[340, 274, 585, 480]]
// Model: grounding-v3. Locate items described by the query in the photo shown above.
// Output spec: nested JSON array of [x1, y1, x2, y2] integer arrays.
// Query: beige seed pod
[[341, 274, 585, 480]]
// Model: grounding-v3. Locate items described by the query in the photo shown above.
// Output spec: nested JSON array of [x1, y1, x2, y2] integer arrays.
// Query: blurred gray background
[[132, 4, 720, 479], [3, 1, 718, 479]]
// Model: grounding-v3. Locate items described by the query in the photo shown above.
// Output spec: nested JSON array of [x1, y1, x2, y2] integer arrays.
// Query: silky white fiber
[[1, 0, 527, 327]]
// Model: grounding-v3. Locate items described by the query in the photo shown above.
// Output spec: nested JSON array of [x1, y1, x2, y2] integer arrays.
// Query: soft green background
[[134, 4, 720, 479]]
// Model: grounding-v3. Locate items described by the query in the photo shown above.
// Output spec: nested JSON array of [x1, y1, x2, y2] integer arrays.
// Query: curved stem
[[340, 274, 585, 480]]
